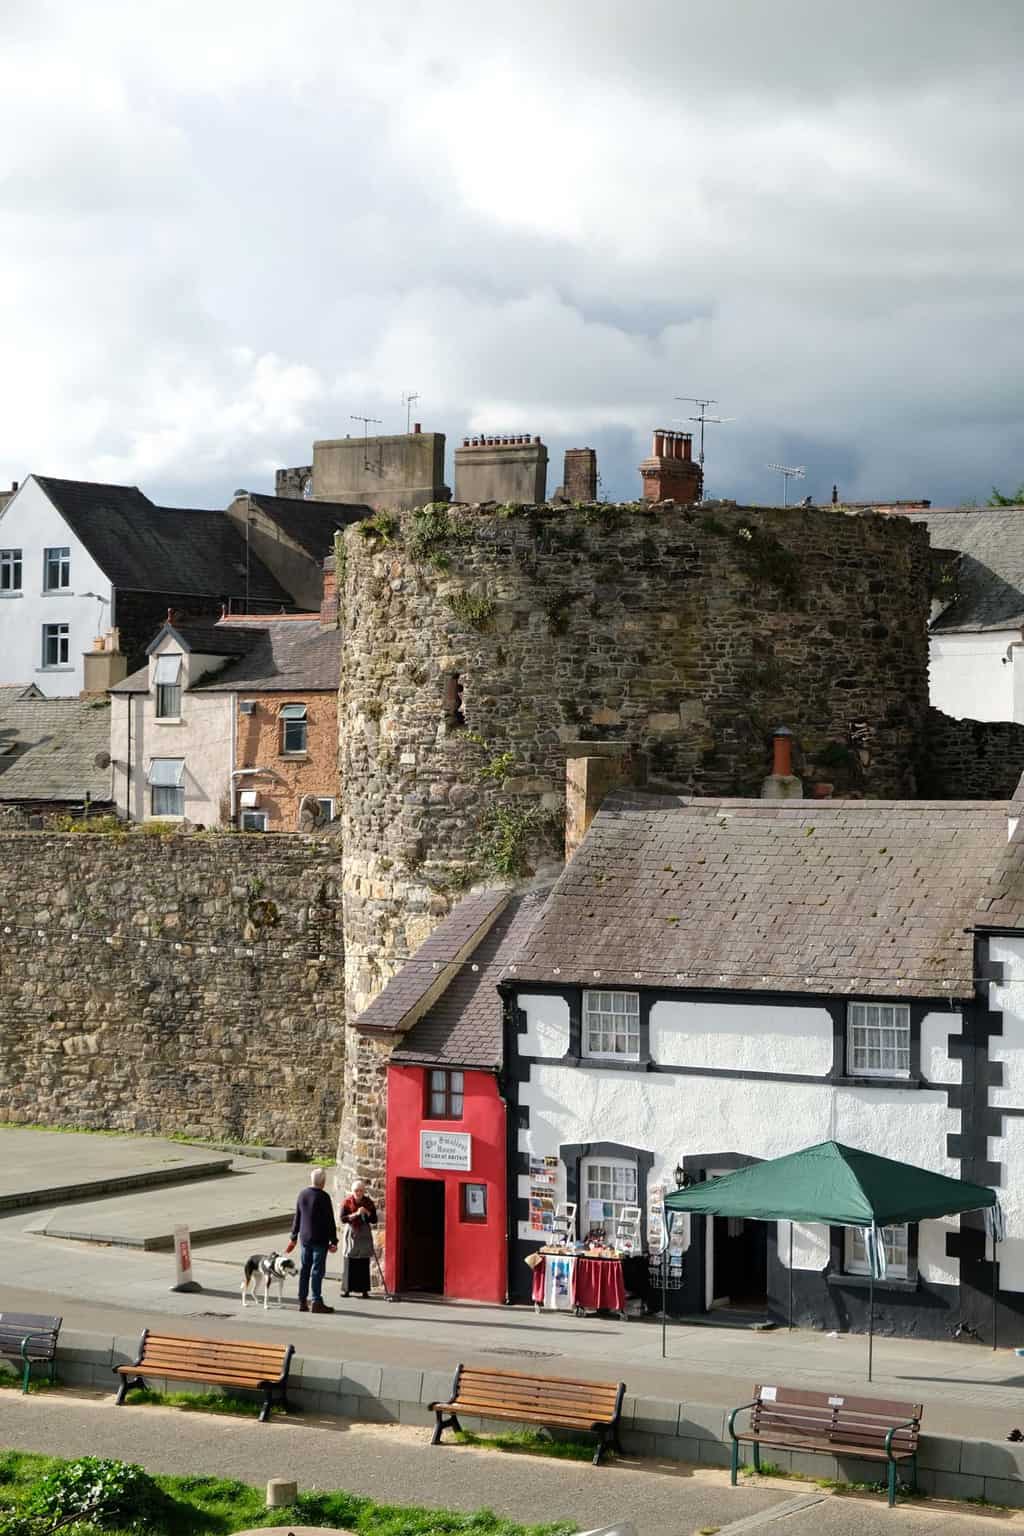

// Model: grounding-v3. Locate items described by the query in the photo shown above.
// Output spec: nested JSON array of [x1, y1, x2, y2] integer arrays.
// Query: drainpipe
[[229, 696, 238, 827]]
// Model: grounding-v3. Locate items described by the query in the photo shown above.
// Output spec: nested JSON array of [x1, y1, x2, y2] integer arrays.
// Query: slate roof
[[0, 695, 113, 803], [247, 494, 370, 559], [111, 619, 341, 695], [509, 791, 1019, 999], [355, 891, 512, 1037], [392, 888, 553, 1070], [193, 620, 342, 692], [909, 508, 1024, 632], [34, 477, 293, 602]]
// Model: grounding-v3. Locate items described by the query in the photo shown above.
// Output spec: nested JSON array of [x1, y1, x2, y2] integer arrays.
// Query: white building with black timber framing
[[498, 787, 1024, 1343]]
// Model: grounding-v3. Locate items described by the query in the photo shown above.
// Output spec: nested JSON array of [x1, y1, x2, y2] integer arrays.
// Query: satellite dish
[[94, 750, 111, 769]]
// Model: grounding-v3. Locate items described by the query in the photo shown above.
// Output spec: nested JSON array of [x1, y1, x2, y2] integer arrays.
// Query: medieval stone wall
[[922, 707, 1024, 799], [0, 831, 344, 1151], [336, 498, 932, 1186]]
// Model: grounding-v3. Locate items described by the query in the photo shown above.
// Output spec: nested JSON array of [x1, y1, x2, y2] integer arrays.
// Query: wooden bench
[[430, 1363, 626, 1466], [0, 1311, 62, 1394], [113, 1329, 294, 1423], [728, 1383, 922, 1506]]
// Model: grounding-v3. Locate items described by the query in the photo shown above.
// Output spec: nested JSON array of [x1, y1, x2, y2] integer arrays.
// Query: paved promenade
[[0, 1391, 1016, 1536]]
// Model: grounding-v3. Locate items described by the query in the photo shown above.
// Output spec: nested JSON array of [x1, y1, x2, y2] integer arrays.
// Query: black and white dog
[[241, 1251, 298, 1309]]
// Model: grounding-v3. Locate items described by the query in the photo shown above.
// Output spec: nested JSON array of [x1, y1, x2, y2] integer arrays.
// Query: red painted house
[[359, 889, 547, 1304]]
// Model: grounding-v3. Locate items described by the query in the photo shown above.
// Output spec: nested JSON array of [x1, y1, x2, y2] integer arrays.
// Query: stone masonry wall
[[335, 498, 932, 1186], [922, 706, 1024, 799], [0, 832, 344, 1151]]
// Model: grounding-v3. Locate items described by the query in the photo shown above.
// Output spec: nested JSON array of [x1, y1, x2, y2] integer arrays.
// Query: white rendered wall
[[651, 998, 832, 1075], [516, 992, 963, 1289], [981, 937, 1024, 1291], [929, 631, 1016, 722], [112, 634, 233, 824], [0, 478, 112, 696]]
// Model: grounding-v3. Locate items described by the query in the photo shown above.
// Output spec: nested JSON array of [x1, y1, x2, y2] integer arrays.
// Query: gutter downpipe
[[229, 696, 237, 827]]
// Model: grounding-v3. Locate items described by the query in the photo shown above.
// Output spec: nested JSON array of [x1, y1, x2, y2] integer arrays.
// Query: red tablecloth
[[574, 1256, 626, 1312], [530, 1255, 627, 1312]]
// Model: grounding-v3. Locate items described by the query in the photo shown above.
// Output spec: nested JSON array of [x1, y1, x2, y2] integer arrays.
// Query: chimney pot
[[771, 726, 794, 778], [10, 480, 17, 493], [832, 483, 839, 505], [654, 431, 665, 457], [682, 434, 692, 463]]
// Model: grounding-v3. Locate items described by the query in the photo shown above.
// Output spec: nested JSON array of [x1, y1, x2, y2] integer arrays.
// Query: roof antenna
[[675, 395, 733, 497], [767, 463, 807, 507], [401, 391, 420, 434], [351, 414, 383, 471]]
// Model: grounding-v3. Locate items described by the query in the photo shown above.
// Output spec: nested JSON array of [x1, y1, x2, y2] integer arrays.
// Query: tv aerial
[[351, 414, 383, 471], [675, 396, 733, 495], [401, 391, 420, 433], [767, 463, 806, 506]]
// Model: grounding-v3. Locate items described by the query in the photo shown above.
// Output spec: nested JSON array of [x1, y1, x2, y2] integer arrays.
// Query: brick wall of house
[[0, 831, 343, 1149], [235, 691, 340, 830]]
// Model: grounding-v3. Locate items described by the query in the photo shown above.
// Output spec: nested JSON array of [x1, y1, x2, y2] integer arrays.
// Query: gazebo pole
[[868, 1265, 875, 1383], [788, 1223, 794, 1331], [993, 1236, 999, 1352]]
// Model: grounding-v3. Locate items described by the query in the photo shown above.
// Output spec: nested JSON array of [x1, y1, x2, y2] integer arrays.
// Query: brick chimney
[[81, 628, 127, 697], [638, 429, 703, 505], [761, 725, 803, 800], [564, 745, 647, 860], [320, 555, 339, 630]]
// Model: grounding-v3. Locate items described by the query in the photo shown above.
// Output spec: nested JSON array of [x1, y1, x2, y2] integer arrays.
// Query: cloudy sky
[[1, 0, 1021, 508]]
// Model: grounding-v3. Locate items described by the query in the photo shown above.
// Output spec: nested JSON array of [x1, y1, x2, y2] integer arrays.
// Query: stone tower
[[334, 498, 931, 1195]]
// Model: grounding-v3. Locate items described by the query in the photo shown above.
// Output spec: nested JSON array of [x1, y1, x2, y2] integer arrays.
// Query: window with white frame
[[147, 757, 185, 817], [847, 1002, 911, 1078], [844, 1223, 910, 1280], [41, 623, 69, 667], [583, 989, 640, 1059], [581, 1157, 638, 1241], [280, 703, 308, 754], [240, 810, 268, 831], [43, 546, 70, 591], [0, 549, 21, 592], [153, 653, 182, 719], [317, 797, 335, 822]]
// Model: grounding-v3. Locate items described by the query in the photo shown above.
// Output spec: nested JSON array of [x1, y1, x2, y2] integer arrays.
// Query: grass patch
[[0, 1450, 575, 1536], [123, 1386, 265, 1418], [454, 1428, 595, 1462]]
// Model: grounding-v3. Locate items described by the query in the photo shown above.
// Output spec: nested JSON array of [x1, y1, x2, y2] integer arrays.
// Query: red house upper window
[[426, 1069, 464, 1120]]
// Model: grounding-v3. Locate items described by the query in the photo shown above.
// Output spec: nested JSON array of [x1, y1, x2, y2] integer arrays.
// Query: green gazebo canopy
[[663, 1140, 996, 1227]]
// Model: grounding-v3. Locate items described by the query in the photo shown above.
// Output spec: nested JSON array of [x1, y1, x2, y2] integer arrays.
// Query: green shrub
[[23, 1456, 173, 1533]]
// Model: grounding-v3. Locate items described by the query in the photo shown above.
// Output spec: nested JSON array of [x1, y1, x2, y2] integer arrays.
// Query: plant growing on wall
[[409, 504, 471, 570], [476, 801, 560, 879], [355, 511, 398, 545], [444, 591, 495, 630]]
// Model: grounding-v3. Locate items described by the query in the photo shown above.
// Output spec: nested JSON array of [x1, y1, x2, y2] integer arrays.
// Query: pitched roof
[[33, 477, 293, 602], [0, 695, 113, 803], [247, 493, 370, 559], [193, 620, 341, 692], [355, 891, 512, 1037], [909, 507, 1024, 631], [148, 622, 259, 657], [392, 888, 552, 1070], [509, 790, 1017, 999]]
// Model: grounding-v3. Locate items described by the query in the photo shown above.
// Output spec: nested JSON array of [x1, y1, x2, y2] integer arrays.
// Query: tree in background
[[988, 484, 1024, 506]]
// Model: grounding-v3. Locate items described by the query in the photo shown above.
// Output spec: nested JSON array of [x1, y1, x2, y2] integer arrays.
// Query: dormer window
[[280, 703, 308, 754], [153, 654, 182, 719]]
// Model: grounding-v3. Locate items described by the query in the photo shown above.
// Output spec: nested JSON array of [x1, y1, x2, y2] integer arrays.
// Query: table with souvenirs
[[528, 1200, 652, 1319]]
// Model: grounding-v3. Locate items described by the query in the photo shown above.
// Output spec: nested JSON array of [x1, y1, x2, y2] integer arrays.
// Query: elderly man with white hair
[[285, 1167, 338, 1314]]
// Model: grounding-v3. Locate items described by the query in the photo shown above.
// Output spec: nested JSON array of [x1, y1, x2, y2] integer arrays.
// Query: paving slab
[[0, 1127, 232, 1210], [36, 1159, 301, 1249]]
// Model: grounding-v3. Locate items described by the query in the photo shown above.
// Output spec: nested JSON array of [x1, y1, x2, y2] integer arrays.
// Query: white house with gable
[[501, 788, 1024, 1343]]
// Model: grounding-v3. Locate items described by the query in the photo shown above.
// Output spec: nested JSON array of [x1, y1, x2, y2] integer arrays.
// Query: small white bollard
[[266, 1478, 298, 1509]]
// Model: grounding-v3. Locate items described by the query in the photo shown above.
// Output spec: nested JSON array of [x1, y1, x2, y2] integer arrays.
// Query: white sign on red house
[[420, 1130, 472, 1170]]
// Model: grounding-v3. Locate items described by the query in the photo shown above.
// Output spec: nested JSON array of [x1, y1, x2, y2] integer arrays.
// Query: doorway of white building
[[702, 1165, 768, 1318]]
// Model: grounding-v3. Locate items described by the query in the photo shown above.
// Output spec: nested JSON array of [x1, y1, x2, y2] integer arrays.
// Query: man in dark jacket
[[285, 1167, 338, 1313]]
